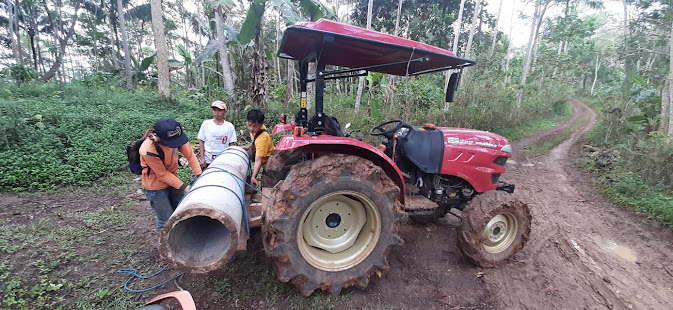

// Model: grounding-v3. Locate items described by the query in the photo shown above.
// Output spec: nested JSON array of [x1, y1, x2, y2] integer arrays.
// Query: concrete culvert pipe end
[[166, 214, 233, 271]]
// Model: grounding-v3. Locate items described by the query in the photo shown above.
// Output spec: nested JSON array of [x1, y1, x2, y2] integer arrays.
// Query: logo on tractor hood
[[447, 137, 498, 149]]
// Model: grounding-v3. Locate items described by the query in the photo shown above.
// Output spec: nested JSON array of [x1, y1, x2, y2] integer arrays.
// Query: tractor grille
[[493, 156, 508, 166], [492, 174, 501, 184]]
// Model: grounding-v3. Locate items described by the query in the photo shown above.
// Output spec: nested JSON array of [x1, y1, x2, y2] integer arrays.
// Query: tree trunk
[[117, 0, 132, 88], [462, 0, 481, 80], [150, 0, 170, 98], [28, 3, 39, 71], [503, 0, 515, 85], [660, 79, 669, 133], [488, 0, 504, 58], [39, 0, 82, 81], [355, 0, 374, 114], [7, 0, 20, 63], [179, 3, 191, 87], [251, 15, 268, 106], [36, 32, 45, 74], [621, 0, 631, 100], [109, 4, 119, 69], [285, 61, 294, 108], [667, 19, 673, 137], [591, 53, 601, 95], [395, 0, 403, 36], [531, 34, 540, 73], [276, 14, 282, 83], [517, 0, 540, 109], [452, 0, 467, 54], [215, 7, 234, 96], [29, 33, 38, 70], [13, 0, 23, 62]]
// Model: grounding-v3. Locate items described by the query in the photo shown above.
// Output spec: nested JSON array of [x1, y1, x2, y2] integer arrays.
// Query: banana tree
[[365, 72, 386, 119]]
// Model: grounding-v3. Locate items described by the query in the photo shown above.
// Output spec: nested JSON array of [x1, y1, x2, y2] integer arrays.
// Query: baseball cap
[[154, 117, 189, 148], [211, 100, 227, 110]]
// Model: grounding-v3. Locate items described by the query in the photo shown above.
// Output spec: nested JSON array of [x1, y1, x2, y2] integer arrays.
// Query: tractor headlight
[[500, 144, 512, 154]]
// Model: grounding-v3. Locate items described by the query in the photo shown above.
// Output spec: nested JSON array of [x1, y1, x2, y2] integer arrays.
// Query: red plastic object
[[146, 290, 197, 310], [423, 123, 436, 129], [272, 122, 296, 135]]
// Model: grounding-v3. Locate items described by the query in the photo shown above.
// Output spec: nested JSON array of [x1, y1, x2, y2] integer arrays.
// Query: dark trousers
[[143, 187, 185, 232]]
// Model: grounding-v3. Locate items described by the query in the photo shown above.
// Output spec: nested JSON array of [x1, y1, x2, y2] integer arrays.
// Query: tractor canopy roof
[[278, 19, 475, 76]]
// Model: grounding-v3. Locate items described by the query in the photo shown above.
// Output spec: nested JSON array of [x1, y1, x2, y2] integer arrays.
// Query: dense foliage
[[0, 71, 571, 191]]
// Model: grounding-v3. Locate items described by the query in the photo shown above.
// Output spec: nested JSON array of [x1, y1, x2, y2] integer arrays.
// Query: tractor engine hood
[[439, 127, 510, 151]]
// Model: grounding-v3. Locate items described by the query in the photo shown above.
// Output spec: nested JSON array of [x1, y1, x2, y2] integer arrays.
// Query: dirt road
[[486, 99, 673, 310], [348, 99, 673, 309]]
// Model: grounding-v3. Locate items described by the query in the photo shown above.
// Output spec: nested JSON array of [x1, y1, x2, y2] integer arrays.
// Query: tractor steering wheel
[[370, 120, 405, 136]]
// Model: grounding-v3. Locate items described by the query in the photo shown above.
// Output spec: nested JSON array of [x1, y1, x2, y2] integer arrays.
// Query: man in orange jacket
[[140, 117, 202, 232]]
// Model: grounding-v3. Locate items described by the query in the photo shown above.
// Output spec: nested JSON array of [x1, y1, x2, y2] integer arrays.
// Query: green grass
[[0, 191, 147, 309], [596, 170, 673, 226], [526, 117, 587, 155], [189, 246, 352, 309], [498, 119, 558, 141]]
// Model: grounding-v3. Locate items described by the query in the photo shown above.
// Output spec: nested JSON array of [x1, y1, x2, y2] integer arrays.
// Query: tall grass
[[582, 94, 673, 225]]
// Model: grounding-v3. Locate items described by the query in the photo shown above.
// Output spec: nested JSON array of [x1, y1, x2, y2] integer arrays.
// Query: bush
[[5, 64, 37, 86], [0, 83, 211, 190], [0, 70, 573, 191]]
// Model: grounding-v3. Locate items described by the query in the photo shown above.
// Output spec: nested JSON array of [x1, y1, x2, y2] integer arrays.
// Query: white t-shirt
[[197, 119, 237, 163]]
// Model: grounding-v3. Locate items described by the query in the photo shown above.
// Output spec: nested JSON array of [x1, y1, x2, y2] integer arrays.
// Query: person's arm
[[251, 155, 263, 188], [228, 124, 237, 147], [199, 139, 207, 168], [143, 153, 186, 191], [180, 143, 202, 177]]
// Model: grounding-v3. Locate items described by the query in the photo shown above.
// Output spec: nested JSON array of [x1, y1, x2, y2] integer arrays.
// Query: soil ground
[[1, 99, 672, 309]]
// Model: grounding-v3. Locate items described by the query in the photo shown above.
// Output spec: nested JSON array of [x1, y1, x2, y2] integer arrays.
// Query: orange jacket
[[139, 139, 202, 190]]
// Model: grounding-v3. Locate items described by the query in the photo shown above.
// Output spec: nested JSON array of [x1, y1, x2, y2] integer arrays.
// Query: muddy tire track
[[488, 99, 673, 309]]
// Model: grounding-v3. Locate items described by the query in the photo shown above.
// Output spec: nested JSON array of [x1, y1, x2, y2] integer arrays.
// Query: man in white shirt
[[198, 100, 237, 168]]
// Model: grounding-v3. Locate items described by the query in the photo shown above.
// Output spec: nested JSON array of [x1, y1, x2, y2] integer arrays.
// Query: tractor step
[[404, 195, 439, 212]]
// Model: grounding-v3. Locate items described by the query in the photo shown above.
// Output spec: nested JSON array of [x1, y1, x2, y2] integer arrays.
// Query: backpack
[[126, 129, 164, 175], [246, 129, 267, 160]]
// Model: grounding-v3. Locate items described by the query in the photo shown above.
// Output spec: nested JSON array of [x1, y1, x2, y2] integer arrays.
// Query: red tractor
[[257, 19, 532, 296]]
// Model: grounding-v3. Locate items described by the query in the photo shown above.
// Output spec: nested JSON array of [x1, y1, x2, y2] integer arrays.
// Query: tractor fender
[[268, 135, 405, 204]]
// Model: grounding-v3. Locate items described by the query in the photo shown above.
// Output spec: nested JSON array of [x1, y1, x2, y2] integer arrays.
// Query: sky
[[481, 0, 626, 47]]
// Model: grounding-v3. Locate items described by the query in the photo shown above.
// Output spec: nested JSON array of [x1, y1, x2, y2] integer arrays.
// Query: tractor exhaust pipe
[[159, 147, 250, 273]]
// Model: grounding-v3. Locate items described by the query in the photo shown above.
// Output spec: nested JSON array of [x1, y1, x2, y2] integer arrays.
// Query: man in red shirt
[[140, 117, 202, 232]]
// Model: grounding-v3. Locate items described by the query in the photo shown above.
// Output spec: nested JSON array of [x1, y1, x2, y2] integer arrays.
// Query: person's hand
[[183, 185, 191, 193], [250, 177, 258, 189], [200, 161, 207, 169]]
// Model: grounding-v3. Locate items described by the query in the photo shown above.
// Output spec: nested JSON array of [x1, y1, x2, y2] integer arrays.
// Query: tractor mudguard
[[266, 135, 406, 204]]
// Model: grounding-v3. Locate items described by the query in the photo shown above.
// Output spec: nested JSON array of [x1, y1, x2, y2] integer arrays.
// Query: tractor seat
[[323, 114, 344, 136]]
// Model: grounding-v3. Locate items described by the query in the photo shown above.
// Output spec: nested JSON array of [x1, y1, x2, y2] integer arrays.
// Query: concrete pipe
[[159, 146, 250, 273]]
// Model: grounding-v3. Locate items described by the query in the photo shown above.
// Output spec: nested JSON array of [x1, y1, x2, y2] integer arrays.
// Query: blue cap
[[154, 117, 188, 148]]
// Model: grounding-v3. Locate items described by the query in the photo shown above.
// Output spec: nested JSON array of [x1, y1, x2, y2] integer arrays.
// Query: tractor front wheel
[[262, 154, 402, 296], [457, 191, 531, 267]]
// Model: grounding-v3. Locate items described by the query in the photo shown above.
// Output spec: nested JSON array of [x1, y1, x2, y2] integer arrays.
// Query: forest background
[[0, 0, 672, 307]]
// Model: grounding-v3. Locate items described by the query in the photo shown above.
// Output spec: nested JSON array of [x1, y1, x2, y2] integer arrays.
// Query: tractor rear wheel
[[457, 191, 531, 267], [262, 154, 403, 296]]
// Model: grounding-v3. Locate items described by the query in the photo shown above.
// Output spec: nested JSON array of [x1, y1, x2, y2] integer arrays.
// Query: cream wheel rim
[[482, 213, 518, 254], [298, 191, 381, 272]]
